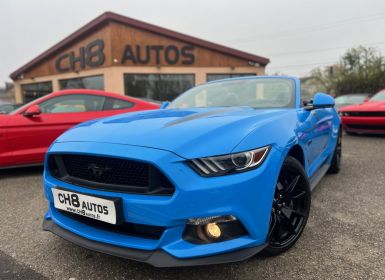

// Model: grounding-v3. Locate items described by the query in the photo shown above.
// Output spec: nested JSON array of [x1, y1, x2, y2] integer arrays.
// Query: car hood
[[56, 107, 292, 158], [340, 101, 385, 112]]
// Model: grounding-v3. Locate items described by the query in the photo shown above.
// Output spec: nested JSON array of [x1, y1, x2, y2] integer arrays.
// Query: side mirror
[[160, 101, 170, 109], [363, 97, 369, 103], [23, 104, 41, 117], [306, 92, 335, 110]]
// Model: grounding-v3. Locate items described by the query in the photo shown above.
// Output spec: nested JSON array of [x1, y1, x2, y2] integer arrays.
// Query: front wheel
[[260, 156, 311, 256]]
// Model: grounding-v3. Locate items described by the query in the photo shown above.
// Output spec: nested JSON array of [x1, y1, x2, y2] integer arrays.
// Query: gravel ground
[[0, 134, 384, 280]]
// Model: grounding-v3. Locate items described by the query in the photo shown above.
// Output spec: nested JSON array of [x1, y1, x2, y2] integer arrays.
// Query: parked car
[[0, 103, 23, 114], [339, 89, 385, 134], [334, 93, 370, 111], [42, 77, 341, 267], [0, 89, 159, 168]]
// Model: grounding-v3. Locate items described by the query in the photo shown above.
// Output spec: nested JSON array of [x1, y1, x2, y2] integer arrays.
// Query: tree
[[310, 46, 385, 96]]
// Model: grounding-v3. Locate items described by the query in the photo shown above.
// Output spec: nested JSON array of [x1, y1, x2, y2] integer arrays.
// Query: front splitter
[[43, 219, 266, 267]]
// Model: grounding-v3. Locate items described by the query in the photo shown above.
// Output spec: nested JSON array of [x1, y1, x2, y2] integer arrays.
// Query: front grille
[[59, 210, 165, 239], [346, 124, 385, 130], [48, 154, 175, 195], [344, 111, 385, 117]]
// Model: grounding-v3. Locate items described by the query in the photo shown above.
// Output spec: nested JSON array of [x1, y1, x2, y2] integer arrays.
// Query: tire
[[260, 156, 311, 257], [328, 128, 342, 174]]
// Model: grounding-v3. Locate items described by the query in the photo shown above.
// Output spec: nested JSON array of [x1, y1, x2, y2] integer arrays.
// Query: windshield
[[169, 78, 295, 109], [370, 90, 385, 101], [335, 94, 368, 104]]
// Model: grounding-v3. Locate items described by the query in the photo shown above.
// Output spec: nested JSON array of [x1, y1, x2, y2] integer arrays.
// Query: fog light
[[183, 215, 247, 244], [205, 223, 221, 239]]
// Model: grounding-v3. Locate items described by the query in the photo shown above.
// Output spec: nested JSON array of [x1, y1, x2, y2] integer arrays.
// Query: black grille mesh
[[49, 154, 175, 195], [345, 111, 385, 117], [62, 154, 150, 187], [346, 124, 385, 130], [59, 210, 165, 239]]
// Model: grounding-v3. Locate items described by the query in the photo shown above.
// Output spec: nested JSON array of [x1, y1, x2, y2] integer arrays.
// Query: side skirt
[[0, 162, 43, 170], [309, 163, 330, 191]]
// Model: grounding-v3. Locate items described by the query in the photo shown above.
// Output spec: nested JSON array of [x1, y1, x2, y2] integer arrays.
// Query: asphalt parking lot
[[1, 134, 385, 280]]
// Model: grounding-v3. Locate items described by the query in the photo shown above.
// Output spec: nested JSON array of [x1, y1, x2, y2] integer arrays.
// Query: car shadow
[[0, 166, 44, 179], [45, 236, 258, 280], [344, 132, 385, 138]]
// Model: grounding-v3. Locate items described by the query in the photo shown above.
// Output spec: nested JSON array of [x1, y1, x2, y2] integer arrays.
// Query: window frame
[[38, 94, 106, 114], [206, 73, 257, 82], [58, 75, 105, 90], [21, 81, 53, 103], [102, 97, 135, 111], [123, 73, 196, 102]]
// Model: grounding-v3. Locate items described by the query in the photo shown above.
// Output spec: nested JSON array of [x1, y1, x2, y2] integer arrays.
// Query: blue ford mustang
[[43, 76, 341, 267]]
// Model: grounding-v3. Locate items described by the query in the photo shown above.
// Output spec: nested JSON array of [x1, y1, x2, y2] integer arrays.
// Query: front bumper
[[43, 141, 283, 265], [43, 219, 266, 267], [341, 116, 385, 133]]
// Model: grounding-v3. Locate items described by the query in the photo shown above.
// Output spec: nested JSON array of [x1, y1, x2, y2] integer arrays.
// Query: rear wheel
[[328, 128, 342, 174], [261, 156, 311, 256]]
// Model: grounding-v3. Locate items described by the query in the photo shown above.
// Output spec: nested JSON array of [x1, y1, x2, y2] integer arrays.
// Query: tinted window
[[124, 74, 195, 101], [169, 78, 295, 109], [0, 104, 16, 114], [21, 82, 52, 103], [370, 90, 385, 101], [335, 94, 368, 104], [207, 73, 256, 82], [59, 75, 104, 90], [103, 98, 134, 110], [39, 94, 105, 113]]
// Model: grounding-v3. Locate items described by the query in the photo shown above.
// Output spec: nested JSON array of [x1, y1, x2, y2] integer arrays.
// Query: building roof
[[10, 12, 270, 80]]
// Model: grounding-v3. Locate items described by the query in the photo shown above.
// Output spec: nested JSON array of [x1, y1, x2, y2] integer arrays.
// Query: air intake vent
[[48, 154, 175, 196]]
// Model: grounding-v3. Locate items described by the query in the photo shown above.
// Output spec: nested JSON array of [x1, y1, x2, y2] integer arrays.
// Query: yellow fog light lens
[[205, 223, 221, 239]]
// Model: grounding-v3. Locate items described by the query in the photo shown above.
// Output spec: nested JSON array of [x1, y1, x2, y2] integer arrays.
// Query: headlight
[[188, 145, 271, 177]]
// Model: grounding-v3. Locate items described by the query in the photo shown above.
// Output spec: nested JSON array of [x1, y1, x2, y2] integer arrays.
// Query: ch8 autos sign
[[55, 39, 196, 72]]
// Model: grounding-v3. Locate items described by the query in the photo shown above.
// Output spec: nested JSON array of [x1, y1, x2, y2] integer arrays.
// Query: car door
[[305, 108, 333, 175], [6, 94, 107, 165], [0, 115, 14, 167]]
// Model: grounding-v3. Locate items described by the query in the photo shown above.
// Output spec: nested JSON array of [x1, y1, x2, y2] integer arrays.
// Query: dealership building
[[10, 12, 269, 104]]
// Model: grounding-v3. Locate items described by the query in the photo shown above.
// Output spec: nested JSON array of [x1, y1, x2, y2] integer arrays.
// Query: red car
[[0, 89, 159, 168], [339, 89, 385, 134]]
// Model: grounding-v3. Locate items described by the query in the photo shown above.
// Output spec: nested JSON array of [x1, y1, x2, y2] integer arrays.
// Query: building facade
[[11, 12, 269, 104]]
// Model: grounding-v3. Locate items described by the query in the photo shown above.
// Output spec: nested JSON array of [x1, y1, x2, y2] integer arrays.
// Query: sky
[[1, 0, 385, 85]]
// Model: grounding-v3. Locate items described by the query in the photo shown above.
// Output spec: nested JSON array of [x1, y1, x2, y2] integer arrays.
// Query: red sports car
[[339, 89, 385, 134], [0, 89, 159, 168]]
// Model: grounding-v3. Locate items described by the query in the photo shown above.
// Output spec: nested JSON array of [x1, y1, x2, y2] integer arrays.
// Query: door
[[305, 108, 333, 175], [6, 94, 108, 166], [0, 115, 13, 167]]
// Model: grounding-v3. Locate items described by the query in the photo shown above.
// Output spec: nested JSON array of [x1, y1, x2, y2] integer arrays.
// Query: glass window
[[207, 73, 256, 82], [169, 78, 295, 109], [335, 94, 368, 105], [370, 90, 385, 101], [103, 97, 134, 110], [124, 74, 195, 101], [59, 75, 104, 90], [21, 82, 53, 103], [39, 94, 105, 113]]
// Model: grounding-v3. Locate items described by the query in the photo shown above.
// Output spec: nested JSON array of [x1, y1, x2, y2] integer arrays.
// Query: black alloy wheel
[[328, 128, 342, 174], [261, 156, 311, 256]]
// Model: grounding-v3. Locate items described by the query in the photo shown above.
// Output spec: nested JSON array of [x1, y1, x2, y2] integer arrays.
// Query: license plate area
[[52, 188, 122, 225]]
